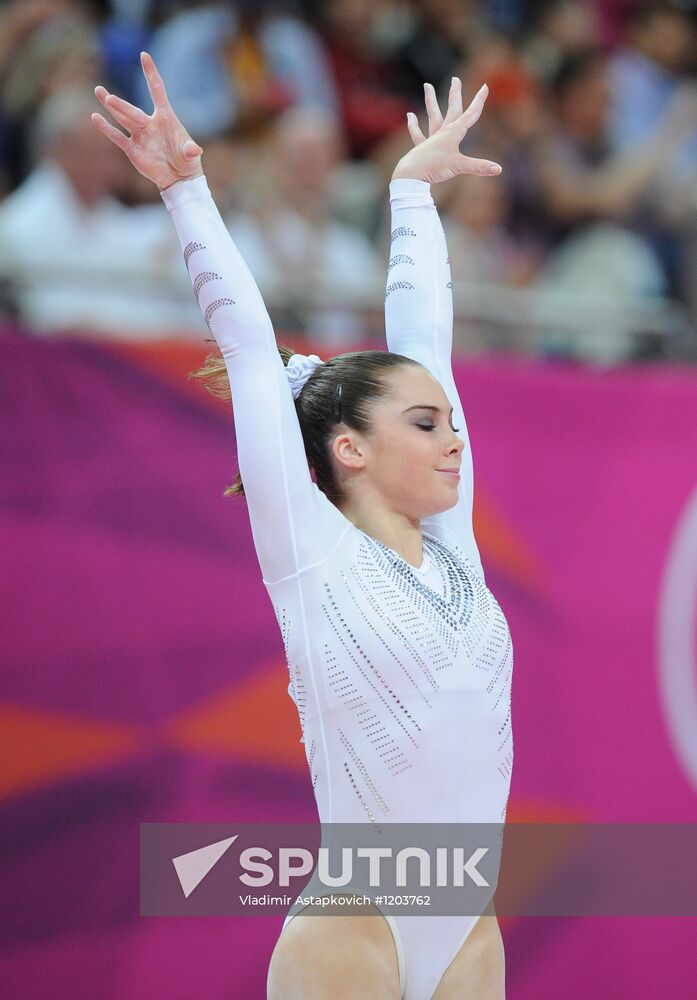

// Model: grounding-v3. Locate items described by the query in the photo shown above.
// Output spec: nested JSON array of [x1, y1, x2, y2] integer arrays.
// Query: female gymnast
[[92, 53, 513, 1000]]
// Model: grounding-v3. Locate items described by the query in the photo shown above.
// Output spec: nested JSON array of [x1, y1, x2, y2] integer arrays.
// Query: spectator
[[604, 0, 697, 326], [0, 2, 101, 188], [135, 1, 339, 139], [318, 0, 412, 156], [0, 86, 200, 335], [526, 48, 697, 358], [440, 167, 544, 351], [225, 105, 384, 342], [407, 37, 551, 259], [530, 49, 697, 248], [382, 0, 483, 104], [0, 1, 693, 359], [442, 169, 542, 292], [522, 0, 602, 84], [608, 0, 697, 179]]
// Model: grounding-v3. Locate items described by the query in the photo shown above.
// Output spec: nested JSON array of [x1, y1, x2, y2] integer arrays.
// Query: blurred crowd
[[0, 0, 697, 363]]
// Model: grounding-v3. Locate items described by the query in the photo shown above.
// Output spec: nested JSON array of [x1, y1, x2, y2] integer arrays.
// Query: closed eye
[[417, 423, 461, 432]]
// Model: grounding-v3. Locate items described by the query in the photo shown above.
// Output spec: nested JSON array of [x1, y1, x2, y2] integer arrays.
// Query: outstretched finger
[[96, 86, 149, 131], [459, 153, 502, 176], [91, 112, 130, 155], [424, 82, 444, 135], [406, 112, 426, 145], [442, 77, 464, 126], [140, 51, 169, 112], [453, 83, 489, 138], [102, 94, 150, 129]]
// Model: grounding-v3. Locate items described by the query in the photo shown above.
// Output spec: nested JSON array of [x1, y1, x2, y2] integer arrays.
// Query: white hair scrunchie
[[286, 353, 323, 400]]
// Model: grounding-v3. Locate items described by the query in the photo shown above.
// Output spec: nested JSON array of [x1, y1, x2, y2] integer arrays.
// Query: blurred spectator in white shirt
[[0, 86, 200, 336], [225, 106, 384, 344], [442, 171, 541, 291]]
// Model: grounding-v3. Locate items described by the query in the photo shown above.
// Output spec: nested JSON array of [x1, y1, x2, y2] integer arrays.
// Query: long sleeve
[[161, 174, 345, 583], [385, 177, 484, 581]]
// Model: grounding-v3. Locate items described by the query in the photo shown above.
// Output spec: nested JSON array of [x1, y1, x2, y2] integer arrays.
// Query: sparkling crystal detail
[[309, 738, 318, 791], [204, 297, 235, 326], [340, 566, 436, 701], [266, 525, 513, 822], [388, 253, 415, 272], [390, 226, 417, 244], [338, 727, 390, 815], [183, 241, 205, 271], [343, 759, 382, 830], [385, 280, 415, 300], [322, 581, 417, 770], [193, 270, 221, 303]]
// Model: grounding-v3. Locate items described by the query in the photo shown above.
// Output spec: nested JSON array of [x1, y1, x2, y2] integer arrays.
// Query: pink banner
[[1, 326, 696, 997]]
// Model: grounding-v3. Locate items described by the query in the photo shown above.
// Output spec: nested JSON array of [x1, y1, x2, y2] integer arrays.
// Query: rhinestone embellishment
[[193, 270, 221, 303], [266, 527, 513, 824], [390, 226, 417, 244], [183, 241, 205, 271], [388, 253, 415, 272], [385, 280, 415, 300], [204, 297, 235, 327]]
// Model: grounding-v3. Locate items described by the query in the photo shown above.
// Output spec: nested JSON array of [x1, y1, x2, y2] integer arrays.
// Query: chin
[[421, 493, 459, 518]]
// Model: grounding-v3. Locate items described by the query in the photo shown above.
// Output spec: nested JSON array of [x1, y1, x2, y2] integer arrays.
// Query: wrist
[[158, 169, 204, 192], [389, 175, 432, 199], [391, 158, 429, 182]]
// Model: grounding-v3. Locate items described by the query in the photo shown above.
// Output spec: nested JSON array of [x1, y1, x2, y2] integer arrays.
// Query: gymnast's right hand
[[91, 51, 203, 192]]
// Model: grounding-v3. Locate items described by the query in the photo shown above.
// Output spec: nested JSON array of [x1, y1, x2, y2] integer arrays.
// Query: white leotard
[[162, 174, 514, 1000]]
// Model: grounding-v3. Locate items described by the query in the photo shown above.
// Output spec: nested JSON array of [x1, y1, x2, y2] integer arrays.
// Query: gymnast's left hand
[[91, 51, 203, 192], [392, 77, 502, 185]]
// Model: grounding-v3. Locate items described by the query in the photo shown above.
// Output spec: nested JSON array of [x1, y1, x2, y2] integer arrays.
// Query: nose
[[448, 431, 464, 454]]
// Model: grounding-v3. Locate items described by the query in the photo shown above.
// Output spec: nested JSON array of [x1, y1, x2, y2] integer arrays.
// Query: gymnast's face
[[332, 365, 465, 519]]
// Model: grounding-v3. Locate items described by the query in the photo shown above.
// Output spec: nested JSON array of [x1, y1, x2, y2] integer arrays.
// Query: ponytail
[[188, 342, 420, 500]]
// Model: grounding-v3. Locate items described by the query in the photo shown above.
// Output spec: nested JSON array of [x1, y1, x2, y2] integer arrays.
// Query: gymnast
[[92, 52, 513, 1000]]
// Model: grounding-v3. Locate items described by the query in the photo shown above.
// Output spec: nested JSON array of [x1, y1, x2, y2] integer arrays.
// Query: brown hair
[[188, 343, 422, 502]]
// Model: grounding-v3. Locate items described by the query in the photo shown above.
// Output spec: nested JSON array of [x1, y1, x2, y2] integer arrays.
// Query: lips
[[437, 468, 460, 478]]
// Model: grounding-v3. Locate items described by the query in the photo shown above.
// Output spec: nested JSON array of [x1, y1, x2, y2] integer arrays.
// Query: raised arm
[[91, 53, 345, 583], [385, 79, 502, 581]]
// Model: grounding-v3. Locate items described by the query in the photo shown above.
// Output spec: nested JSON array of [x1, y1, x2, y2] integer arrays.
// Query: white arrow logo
[[172, 835, 238, 898]]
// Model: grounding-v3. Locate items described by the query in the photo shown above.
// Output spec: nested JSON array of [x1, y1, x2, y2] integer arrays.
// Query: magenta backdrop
[[1, 326, 696, 998]]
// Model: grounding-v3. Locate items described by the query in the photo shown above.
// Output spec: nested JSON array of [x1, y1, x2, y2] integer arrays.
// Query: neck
[[337, 497, 424, 568]]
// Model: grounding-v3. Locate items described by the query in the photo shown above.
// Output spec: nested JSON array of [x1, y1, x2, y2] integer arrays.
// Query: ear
[[331, 431, 366, 472]]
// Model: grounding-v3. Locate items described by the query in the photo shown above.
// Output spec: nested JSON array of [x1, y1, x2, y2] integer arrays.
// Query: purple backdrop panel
[[1, 327, 696, 998]]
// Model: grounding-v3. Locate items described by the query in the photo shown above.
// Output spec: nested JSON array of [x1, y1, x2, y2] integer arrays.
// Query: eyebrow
[[402, 404, 454, 415]]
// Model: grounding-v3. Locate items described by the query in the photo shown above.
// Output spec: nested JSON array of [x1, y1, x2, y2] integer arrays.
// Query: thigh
[[432, 908, 506, 1000], [267, 895, 402, 1000]]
